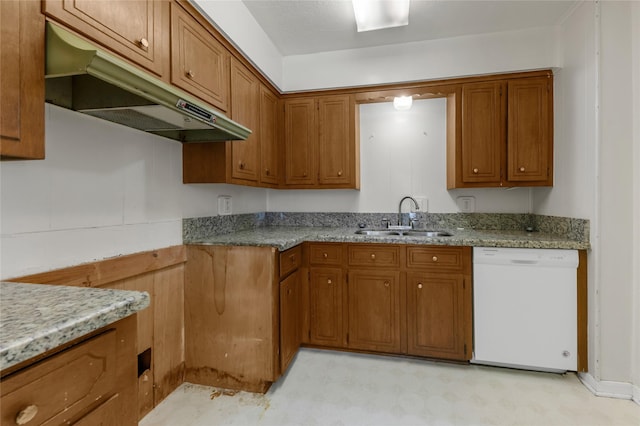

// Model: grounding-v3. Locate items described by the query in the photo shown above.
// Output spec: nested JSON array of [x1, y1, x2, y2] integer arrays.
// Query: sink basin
[[404, 230, 453, 237], [354, 230, 401, 236], [354, 229, 452, 237]]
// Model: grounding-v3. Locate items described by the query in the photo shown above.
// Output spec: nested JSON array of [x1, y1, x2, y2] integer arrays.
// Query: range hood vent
[[45, 22, 251, 142]]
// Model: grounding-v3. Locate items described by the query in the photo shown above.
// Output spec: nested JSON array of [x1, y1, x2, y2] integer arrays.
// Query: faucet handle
[[381, 218, 390, 228]]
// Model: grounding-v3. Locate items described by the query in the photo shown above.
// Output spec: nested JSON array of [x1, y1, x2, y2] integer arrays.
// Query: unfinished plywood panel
[[184, 245, 278, 392]]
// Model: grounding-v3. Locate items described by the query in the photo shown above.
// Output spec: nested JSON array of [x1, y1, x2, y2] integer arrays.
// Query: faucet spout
[[398, 196, 419, 227]]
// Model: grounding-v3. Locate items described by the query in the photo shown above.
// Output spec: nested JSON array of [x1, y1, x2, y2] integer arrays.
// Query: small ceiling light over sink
[[352, 0, 411, 32], [393, 96, 413, 110]]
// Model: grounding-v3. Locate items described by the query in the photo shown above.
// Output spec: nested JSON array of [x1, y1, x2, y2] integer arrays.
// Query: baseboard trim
[[579, 372, 640, 405]]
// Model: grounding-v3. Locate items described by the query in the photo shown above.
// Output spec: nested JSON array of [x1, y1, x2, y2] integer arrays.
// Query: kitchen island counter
[[0, 282, 149, 372], [185, 226, 590, 251]]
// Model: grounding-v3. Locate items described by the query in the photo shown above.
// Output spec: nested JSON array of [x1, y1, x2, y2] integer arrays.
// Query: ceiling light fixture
[[352, 0, 411, 32], [393, 96, 413, 110]]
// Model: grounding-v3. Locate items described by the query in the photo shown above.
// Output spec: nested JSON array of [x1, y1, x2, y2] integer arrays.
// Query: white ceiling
[[241, 0, 579, 56]]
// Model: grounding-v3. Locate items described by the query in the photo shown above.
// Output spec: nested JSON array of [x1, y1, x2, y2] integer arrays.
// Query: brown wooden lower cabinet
[[347, 269, 402, 353], [406, 272, 468, 359], [306, 243, 473, 362], [309, 267, 345, 348], [0, 316, 137, 426]]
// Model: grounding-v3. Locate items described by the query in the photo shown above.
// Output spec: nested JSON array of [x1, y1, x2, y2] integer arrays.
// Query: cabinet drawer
[[280, 245, 302, 278], [348, 245, 400, 268], [406, 246, 468, 272], [1, 330, 117, 426], [309, 243, 343, 266]]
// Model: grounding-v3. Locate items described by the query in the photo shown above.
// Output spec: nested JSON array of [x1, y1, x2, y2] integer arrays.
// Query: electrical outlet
[[456, 196, 475, 213], [218, 195, 232, 215]]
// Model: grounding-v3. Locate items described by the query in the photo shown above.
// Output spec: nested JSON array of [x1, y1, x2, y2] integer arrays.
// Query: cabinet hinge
[[308, 329, 311, 340], [547, 167, 550, 177], [463, 278, 465, 289], [499, 86, 503, 96], [346, 333, 349, 344], [308, 271, 311, 281], [464, 343, 467, 356]]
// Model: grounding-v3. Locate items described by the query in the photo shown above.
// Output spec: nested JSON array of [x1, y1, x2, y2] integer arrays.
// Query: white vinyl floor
[[140, 348, 639, 426]]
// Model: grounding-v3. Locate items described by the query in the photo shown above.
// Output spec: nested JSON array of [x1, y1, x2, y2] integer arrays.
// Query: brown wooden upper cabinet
[[182, 65, 281, 187], [284, 95, 359, 189], [229, 58, 260, 182], [449, 72, 553, 188], [170, 2, 229, 112], [43, 0, 169, 78], [0, 0, 45, 160]]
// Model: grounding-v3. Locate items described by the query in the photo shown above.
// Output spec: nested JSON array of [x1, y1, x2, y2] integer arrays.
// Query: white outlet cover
[[218, 195, 232, 215], [456, 196, 475, 213]]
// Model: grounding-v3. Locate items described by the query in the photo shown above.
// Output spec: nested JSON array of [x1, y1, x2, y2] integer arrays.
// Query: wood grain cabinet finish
[[347, 270, 401, 353], [1, 317, 138, 426], [0, 0, 45, 160], [450, 72, 553, 188], [280, 270, 301, 373], [279, 246, 302, 373], [170, 2, 229, 111], [309, 267, 344, 348], [461, 81, 504, 184], [182, 80, 280, 187], [304, 243, 472, 362], [406, 246, 472, 360], [259, 85, 281, 185], [284, 98, 317, 186], [284, 95, 358, 189], [184, 245, 279, 393], [507, 77, 553, 184], [43, 0, 168, 78], [229, 58, 260, 182]]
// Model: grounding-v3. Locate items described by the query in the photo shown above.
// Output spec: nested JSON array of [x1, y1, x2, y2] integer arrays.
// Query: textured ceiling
[[240, 0, 578, 56]]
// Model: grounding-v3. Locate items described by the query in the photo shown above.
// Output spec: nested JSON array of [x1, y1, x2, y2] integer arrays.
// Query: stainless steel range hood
[[45, 22, 250, 142]]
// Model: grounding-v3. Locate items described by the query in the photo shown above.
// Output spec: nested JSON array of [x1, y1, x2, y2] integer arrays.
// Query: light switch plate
[[218, 195, 232, 215], [457, 196, 475, 213]]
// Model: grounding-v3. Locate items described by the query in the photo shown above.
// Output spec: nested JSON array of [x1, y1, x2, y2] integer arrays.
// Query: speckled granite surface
[[186, 226, 589, 251], [0, 282, 150, 371], [184, 213, 589, 251]]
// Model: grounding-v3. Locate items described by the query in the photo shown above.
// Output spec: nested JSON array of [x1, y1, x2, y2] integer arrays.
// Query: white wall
[[629, 0, 640, 402], [0, 105, 183, 279], [0, 105, 267, 280], [268, 99, 530, 213], [282, 27, 562, 91], [534, 0, 639, 389]]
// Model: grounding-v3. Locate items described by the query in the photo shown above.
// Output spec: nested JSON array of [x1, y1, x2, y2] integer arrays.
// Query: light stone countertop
[[186, 226, 590, 251], [0, 282, 150, 372]]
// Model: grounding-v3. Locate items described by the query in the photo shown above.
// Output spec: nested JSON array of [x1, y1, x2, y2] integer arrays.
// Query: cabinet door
[[317, 95, 356, 187], [230, 59, 260, 182], [280, 270, 300, 373], [347, 270, 401, 353], [0, 0, 44, 159], [406, 272, 467, 360], [461, 81, 504, 184], [284, 98, 316, 186], [309, 267, 343, 347], [43, 0, 166, 77], [507, 77, 553, 184], [170, 2, 229, 111], [260, 85, 281, 185]]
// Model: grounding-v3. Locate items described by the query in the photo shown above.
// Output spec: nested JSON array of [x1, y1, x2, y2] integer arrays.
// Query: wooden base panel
[[185, 368, 272, 394]]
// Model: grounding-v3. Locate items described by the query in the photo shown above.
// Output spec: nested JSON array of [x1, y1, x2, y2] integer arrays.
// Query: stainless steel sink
[[354, 229, 401, 236], [354, 229, 452, 237], [404, 230, 453, 237]]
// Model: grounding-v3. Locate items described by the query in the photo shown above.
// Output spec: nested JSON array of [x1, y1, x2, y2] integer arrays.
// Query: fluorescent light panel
[[352, 0, 410, 32]]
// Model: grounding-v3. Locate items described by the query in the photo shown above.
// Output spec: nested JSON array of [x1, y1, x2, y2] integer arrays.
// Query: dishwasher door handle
[[510, 259, 539, 265]]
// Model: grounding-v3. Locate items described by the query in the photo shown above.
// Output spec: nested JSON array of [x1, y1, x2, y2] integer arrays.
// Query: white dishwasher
[[472, 247, 579, 372]]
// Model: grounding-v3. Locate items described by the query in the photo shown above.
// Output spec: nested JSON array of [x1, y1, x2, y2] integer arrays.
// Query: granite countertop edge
[[1, 282, 150, 372], [185, 227, 590, 251]]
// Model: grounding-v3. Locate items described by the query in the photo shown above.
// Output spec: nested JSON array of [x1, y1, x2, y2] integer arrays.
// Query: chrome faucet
[[397, 196, 420, 227]]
